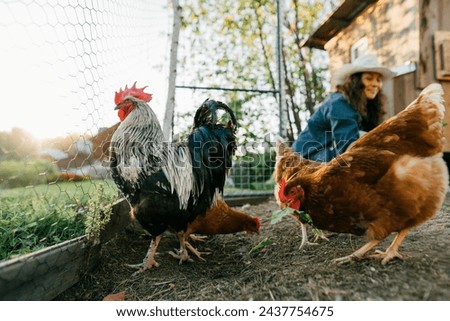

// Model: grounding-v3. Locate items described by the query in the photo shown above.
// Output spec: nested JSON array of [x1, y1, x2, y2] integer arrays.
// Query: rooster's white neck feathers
[[111, 100, 200, 209]]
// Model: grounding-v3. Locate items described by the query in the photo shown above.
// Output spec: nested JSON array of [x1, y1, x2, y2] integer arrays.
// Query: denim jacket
[[292, 92, 362, 162]]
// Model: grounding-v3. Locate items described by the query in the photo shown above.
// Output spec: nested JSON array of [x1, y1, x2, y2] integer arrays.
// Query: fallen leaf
[[249, 237, 272, 254], [103, 291, 125, 301]]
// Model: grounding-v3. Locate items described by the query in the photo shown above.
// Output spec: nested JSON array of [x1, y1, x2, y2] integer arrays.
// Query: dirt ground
[[57, 196, 450, 301]]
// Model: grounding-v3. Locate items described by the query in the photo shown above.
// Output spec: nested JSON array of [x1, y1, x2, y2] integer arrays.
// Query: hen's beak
[[114, 105, 120, 110], [290, 199, 301, 211], [281, 198, 301, 211]]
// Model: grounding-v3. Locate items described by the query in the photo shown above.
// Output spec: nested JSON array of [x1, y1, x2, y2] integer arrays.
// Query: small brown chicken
[[170, 198, 261, 262], [275, 83, 448, 265]]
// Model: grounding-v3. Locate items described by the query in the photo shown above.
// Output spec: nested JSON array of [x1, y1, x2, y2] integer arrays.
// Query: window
[[351, 36, 368, 61]]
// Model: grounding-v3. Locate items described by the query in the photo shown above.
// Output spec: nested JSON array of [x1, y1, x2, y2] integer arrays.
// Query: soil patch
[[57, 197, 450, 300]]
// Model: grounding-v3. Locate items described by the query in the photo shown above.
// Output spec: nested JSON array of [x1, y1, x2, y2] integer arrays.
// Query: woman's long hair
[[336, 73, 387, 131]]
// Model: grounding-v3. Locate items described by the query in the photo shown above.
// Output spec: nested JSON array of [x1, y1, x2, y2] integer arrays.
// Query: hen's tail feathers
[[194, 99, 238, 130], [408, 83, 445, 117], [402, 83, 446, 154]]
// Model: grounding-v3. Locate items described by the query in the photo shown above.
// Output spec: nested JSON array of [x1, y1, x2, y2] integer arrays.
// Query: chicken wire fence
[[0, 0, 275, 267]]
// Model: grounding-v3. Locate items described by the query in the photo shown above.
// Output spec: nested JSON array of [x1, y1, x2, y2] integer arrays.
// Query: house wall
[[325, 0, 419, 87], [419, 0, 450, 151], [321, 0, 450, 150], [442, 82, 450, 151], [323, 0, 419, 119], [418, 0, 450, 87], [392, 71, 421, 115]]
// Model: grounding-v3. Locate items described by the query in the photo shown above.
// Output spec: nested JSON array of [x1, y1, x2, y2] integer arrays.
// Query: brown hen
[[275, 83, 448, 265], [169, 198, 261, 262]]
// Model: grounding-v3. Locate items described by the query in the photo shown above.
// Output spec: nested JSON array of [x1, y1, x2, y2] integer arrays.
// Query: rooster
[[109, 82, 237, 273], [171, 198, 261, 261], [275, 83, 448, 265]]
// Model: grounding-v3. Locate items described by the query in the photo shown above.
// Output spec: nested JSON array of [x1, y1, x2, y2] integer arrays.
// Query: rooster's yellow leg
[[333, 239, 381, 265], [127, 235, 162, 274], [168, 233, 193, 264], [185, 241, 210, 261], [370, 228, 410, 265]]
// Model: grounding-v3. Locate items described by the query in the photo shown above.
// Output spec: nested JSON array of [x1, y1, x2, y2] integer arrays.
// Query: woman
[[292, 54, 395, 162]]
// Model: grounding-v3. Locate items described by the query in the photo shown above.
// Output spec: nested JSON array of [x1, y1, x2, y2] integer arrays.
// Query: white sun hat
[[334, 54, 396, 85]]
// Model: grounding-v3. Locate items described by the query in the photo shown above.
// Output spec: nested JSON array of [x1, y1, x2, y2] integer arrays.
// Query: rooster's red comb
[[114, 82, 152, 105]]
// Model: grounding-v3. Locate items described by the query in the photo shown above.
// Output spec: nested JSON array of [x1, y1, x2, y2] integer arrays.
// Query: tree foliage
[[0, 128, 38, 161], [178, 0, 334, 143]]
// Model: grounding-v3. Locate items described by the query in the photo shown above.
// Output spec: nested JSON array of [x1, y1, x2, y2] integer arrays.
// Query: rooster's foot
[[168, 249, 193, 264], [126, 258, 159, 275], [369, 249, 405, 265], [185, 241, 210, 261]]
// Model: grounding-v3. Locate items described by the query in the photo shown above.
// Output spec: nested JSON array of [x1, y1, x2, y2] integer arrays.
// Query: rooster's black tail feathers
[[194, 99, 237, 130]]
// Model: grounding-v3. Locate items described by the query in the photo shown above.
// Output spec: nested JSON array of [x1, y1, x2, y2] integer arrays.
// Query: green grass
[[0, 178, 273, 261], [0, 180, 118, 261]]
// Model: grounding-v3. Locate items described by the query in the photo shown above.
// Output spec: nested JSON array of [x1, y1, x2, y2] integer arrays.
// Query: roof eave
[[302, 0, 379, 50]]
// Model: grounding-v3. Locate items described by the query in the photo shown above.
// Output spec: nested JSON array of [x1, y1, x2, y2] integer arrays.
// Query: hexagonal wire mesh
[[0, 0, 172, 264], [0, 0, 275, 272]]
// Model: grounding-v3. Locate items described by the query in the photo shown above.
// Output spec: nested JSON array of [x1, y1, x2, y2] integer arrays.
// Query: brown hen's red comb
[[278, 179, 288, 202], [114, 82, 153, 105]]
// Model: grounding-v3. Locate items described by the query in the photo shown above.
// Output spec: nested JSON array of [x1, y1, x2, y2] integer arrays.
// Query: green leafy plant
[[271, 207, 325, 239], [271, 207, 310, 224], [249, 237, 272, 254], [0, 180, 117, 260], [85, 183, 114, 244]]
